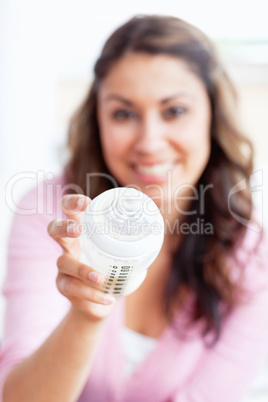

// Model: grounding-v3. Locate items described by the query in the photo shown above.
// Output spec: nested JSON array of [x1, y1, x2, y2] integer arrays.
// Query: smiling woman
[[65, 14, 256, 342], [1, 14, 268, 402]]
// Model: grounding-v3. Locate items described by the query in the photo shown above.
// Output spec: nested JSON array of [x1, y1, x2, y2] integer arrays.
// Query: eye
[[112, 109, 137, 121], [163, 106, 187, 120]]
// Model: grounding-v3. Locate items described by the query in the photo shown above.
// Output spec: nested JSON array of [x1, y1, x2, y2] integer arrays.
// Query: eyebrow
[[103, 92, 193, 106]]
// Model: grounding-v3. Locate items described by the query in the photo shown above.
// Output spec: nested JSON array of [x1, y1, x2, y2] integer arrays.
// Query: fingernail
[[89, 271, 104, 284], [102, 295, 116, 305], [67, 223, 76, 235], [77, 198, 85, 209], [62, 197, 70, 208]]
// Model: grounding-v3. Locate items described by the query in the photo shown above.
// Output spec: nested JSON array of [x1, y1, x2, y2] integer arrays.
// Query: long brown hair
[[65, 15, 254, 343]]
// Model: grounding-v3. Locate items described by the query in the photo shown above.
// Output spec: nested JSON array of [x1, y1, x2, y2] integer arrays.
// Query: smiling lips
[[132, 161, 175, 183]]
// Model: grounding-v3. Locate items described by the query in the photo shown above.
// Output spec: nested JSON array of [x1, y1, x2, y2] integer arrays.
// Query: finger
[[60, 195, 91, 221], [57, 254, 106, 286], [47, 219, 82, 240], [47, 219, 82, 252], [56, 273, 116, 305]]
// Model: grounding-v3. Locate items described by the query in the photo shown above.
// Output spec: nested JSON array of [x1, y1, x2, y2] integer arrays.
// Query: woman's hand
[[47, 194, 116, 322]]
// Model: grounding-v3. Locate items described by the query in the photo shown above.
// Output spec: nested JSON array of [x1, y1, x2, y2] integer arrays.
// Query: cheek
[[100, 129, 133, 172], [171, 116, 211, 167], [186, 134, 211, 166], [183, 110, 211, 149], [188, 136, 211, 175], [171, 127, 210, 156]]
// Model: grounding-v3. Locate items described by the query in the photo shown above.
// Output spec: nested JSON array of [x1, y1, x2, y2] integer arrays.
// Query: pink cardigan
[[1, 175, 268, 402]]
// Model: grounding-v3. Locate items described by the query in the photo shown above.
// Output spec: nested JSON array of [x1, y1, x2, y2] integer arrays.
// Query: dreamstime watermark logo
[[5, 169, 263, 235]]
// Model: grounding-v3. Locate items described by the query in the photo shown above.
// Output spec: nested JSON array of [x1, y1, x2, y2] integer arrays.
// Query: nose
[[133, 112, 167, 155]]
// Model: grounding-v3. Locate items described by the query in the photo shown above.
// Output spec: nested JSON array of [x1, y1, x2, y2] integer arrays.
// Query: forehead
[[98, 52, 207, 102]]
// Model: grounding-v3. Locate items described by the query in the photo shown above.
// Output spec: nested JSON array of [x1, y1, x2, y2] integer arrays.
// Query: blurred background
[[0, 1, 268, 400]]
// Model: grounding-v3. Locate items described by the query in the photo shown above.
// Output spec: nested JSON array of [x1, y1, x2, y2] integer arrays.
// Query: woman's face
[[97, 52, 211, 214]]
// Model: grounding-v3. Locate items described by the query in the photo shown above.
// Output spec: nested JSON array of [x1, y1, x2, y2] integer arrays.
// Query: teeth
[[136, 162, 173, 176]]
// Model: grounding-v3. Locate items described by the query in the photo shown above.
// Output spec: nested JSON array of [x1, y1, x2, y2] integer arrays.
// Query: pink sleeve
[[0, 182, 70, 400], [172, 228, 268, 402]]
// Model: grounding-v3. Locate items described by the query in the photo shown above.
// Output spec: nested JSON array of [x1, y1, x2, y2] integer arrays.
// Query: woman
[[1, 14, 268, 402]]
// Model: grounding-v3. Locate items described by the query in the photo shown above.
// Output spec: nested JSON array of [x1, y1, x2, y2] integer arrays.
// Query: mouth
[[132, 161, 176, 183]]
